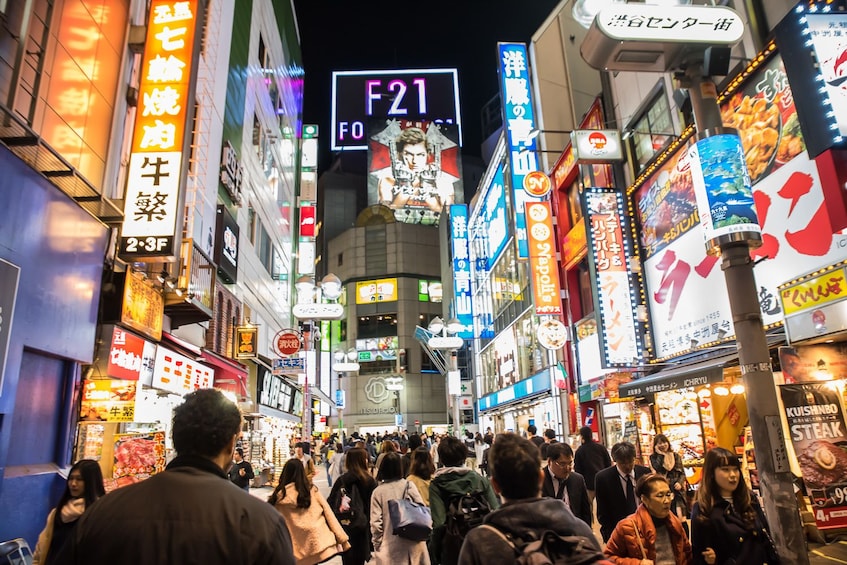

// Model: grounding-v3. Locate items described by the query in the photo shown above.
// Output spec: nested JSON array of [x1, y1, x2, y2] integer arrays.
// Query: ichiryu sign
[[581, 4, 744, 72], [292, 303, 344, 320]]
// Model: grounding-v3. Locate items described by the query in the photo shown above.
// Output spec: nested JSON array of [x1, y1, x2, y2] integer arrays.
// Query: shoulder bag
[[388, 480, 432, 541]]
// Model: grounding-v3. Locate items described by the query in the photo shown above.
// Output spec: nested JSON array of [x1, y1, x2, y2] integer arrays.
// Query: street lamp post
[[428, 316, 464, 438], [294, 273, 344, 440]]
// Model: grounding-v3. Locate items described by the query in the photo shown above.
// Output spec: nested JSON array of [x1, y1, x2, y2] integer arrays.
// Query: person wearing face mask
[[690, 448, 779, 565], [604, 473, 693, 565], [33, 460, 105, 565]]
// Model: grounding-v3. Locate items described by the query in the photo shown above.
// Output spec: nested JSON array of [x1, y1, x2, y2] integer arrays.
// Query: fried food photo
[[797, 440, 847, 488], [721, 94, 780, 182]]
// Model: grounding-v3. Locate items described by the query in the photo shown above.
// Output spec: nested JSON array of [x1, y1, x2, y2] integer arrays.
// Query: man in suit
[[541, 443, 592, 526], [573, 426, 612, 506], [595, 441, 650, 542]]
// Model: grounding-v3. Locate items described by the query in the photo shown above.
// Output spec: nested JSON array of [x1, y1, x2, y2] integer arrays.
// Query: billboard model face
[[368, 119, 463, 225], [331, 69, 461, 151]]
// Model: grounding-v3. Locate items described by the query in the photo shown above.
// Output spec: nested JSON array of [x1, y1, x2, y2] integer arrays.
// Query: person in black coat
[[690, 447, 778, 565], [327, 448, 378, 565], [573, 425, 612, 505], [594, 441, 650, 542], [540, 443, 592, 526]]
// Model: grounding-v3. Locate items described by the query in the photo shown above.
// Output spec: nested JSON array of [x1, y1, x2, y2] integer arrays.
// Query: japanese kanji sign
[[595, 4, 743, 44], [121, 0, 199, 259], [583, 189, 641, 366], [449, 204, 474, 339], [151, 345, 213, 396], [525, 201, 562, 316], [497, 42, 542, 259]]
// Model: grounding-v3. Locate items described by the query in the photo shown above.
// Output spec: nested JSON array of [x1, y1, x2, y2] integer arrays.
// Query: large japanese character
[[653, 249, 691, 321], [155, 26, 188, 51], [147, 54, 186, 82], [501, 50, 526, 77], [759, 286, 781, 316], [142, 86, 182, 117], [133, 191, 169, 222], [140, 156, 171, 186], [140, 119, 177, 150]]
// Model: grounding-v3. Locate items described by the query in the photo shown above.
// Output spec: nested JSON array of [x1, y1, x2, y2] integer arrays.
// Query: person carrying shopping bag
[[270, 459, 351, 565]]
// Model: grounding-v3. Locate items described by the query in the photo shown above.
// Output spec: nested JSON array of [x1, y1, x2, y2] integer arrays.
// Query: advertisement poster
[[367, 118, 463, 225], [779, 344, 847, 384], [780, 382, 847, 529], [80, 379, 137, 422], [113, 431, 166, 481], [687, 134, 760, 246]]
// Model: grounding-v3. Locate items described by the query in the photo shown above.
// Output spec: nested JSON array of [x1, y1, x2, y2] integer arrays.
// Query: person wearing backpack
[[428, 435, 500, 565], [327, 448, 377, 565], [457, 433, 606, 565]]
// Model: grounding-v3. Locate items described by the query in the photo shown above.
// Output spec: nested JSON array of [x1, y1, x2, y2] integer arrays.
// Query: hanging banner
[[235, 325, 258, 359], [525, 201, 562, 315], [780, 382, 847, 530]]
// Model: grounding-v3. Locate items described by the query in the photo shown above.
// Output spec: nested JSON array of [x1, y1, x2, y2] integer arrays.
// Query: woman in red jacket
[[604, 473, 693, 565]]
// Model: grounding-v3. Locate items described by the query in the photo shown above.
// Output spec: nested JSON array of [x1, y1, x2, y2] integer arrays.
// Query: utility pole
[[681, 64, 808, 564]]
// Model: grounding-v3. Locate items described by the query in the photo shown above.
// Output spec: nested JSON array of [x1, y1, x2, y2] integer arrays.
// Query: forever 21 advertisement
[[780, 383, 847, 529]]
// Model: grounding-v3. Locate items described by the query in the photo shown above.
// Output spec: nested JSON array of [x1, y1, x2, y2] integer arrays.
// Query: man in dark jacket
[[541, 443, 592, 526], [457, 433, 603, 565], [54, 389, 295, 565], [429, 435, 500, 565], [573, 425, 611, 506], [228, 447, 254, 491], [595, 441, 650, 542]]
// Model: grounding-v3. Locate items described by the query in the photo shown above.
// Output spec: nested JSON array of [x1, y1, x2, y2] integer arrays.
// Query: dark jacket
[[228, 459, 255, 489], [595, 464, 651, 542], [457, 497, 602, 565], [690, 499, 777, 565], [573, 439, 612, 490], [327, 471, 378, 565], [428, 467, 500, 564], [53, 455, 295, 565], [604, 504, 693, 564], [540, 467, 592, 526]]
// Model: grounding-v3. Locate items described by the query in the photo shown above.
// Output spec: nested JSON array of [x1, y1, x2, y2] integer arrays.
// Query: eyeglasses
[[552, 459, 573, 469]]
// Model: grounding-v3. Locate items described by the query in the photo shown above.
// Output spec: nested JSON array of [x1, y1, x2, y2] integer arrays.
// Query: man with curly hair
[[54, 388, 295, 564]]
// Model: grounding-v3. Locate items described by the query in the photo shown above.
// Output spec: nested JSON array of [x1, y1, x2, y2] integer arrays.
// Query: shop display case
[[656, 387, 717, 485]]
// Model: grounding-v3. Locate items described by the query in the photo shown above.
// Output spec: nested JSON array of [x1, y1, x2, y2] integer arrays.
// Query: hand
[[674, 482, 682, 491], [702, 547, 716, 565], [239, 468, 245, 476]]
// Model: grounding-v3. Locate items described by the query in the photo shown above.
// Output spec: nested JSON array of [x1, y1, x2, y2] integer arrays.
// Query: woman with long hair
[[269, 458, 351, 565], [604, 473, 693, 564], [691, 447, 779, 565], [33, 460, 105, 565], [407, 447, 435, 506], [373, 439, 398, 478], [650, 433, 690, 528], [370, 452, 430, 565], [327, 448, 377, 565]]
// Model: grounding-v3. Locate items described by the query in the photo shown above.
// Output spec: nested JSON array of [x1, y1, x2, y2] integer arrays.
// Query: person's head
[[409, 446, 435, 481], [437, 436, 468, 467], [172, 389, 242, 466], [637, 473, 673, 519], [53, 459, 105, 526], [465, 429, 474, 440], [345, 447, 371, 483], [234, 447, 244, 462], [271, 459, 311, 508], [408, 434, 422, 451], [611, 442, 637, 475], [335, 442, 343, 451], [652, 434, 671, 454], [489, 432, 542, 500], [396, 127, 429, 170], [543, 429, 556, 442], [376, 452, 403, 482], [527, 424, 538, 437], [698, 447, 752, 520], [547, 442, 574, 480], [579, 426, 593, 443], [294, 443, 304, 458], [381, 439, 398, 454]]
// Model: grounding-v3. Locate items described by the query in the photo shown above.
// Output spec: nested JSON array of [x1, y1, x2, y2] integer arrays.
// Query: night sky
[[292, 0, 561, 172]]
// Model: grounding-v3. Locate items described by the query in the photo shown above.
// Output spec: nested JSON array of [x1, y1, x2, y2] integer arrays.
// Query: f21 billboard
[[368, 119, 463, 225], [331, 69, 462, 151]]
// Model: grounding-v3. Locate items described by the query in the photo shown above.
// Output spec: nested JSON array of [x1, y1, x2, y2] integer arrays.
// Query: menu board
[[80, 379, 136, 422], [113, 431, 166, 481]]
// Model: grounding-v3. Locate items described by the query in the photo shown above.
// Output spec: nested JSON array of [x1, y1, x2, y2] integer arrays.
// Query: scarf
[[60, 498, 86, 523], [661, 450, 675, 472]]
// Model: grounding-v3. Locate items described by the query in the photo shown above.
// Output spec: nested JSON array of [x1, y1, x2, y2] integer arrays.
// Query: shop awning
[[618, 352, 737, 398], [201, 349, 248, 399], [258, 404, 301, 422]]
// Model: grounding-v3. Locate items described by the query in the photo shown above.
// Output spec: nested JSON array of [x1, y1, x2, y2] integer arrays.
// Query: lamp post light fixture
[[332, 347, 359, 443], [428, 316, 464, 438], [293, 273, 345, 440]]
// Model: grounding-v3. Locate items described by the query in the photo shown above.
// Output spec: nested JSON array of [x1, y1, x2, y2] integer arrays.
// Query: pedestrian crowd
[[28, 389, 781, 565]]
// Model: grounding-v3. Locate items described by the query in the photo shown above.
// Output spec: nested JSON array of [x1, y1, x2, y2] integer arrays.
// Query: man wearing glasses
[[541, 443, 592, 527]]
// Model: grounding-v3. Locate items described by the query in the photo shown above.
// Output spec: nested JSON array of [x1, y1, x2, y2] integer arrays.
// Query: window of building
[[338, 252, 343, 267], [258, 224, 272, 274], [357, 314, 397, 340], [625, 82, 676, 173]]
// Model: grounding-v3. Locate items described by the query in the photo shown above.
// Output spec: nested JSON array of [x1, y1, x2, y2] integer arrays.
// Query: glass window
[[626, 86, 675, 172], [357, 314, 397, 340]]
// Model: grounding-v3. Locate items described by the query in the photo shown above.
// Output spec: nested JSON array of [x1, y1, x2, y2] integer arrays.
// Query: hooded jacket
[[457, 497, 602, 565], [428, 467, 500, 564]]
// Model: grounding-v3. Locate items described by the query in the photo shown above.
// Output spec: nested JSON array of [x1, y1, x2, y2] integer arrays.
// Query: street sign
[[428, 336, 464, 350], [335, 389, 345, 409], [292, 303, 344, 320], [274, 329, 302, 356], [273, 357, 305, 374]]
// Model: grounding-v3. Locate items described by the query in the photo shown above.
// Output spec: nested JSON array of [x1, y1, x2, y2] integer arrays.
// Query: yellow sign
[[356, 278, 398, 304], [80, 379, 136, 422], [781, 268, 847, 316], [121, 270, 164, 341]]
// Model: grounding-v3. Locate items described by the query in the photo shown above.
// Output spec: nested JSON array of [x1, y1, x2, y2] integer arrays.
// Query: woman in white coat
[[370, 452, 430, 565]]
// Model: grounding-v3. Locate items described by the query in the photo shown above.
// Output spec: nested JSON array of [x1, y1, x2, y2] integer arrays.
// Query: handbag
[[387, 480, 432, 541]]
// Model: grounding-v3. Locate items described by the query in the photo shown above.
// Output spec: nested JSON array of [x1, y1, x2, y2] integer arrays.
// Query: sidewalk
[[810, 539, 847, 564]]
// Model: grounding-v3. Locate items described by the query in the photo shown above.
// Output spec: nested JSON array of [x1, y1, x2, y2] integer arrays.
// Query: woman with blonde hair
[[407, 446, 435, 506], [372, 438, 398, 478], [270, 459, 350, 565]]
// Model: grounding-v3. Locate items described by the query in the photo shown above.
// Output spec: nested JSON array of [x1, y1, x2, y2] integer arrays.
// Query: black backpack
[[441, 489, 493, 565], [479, 525, 611, 565], [330, 483, 367, 531]]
